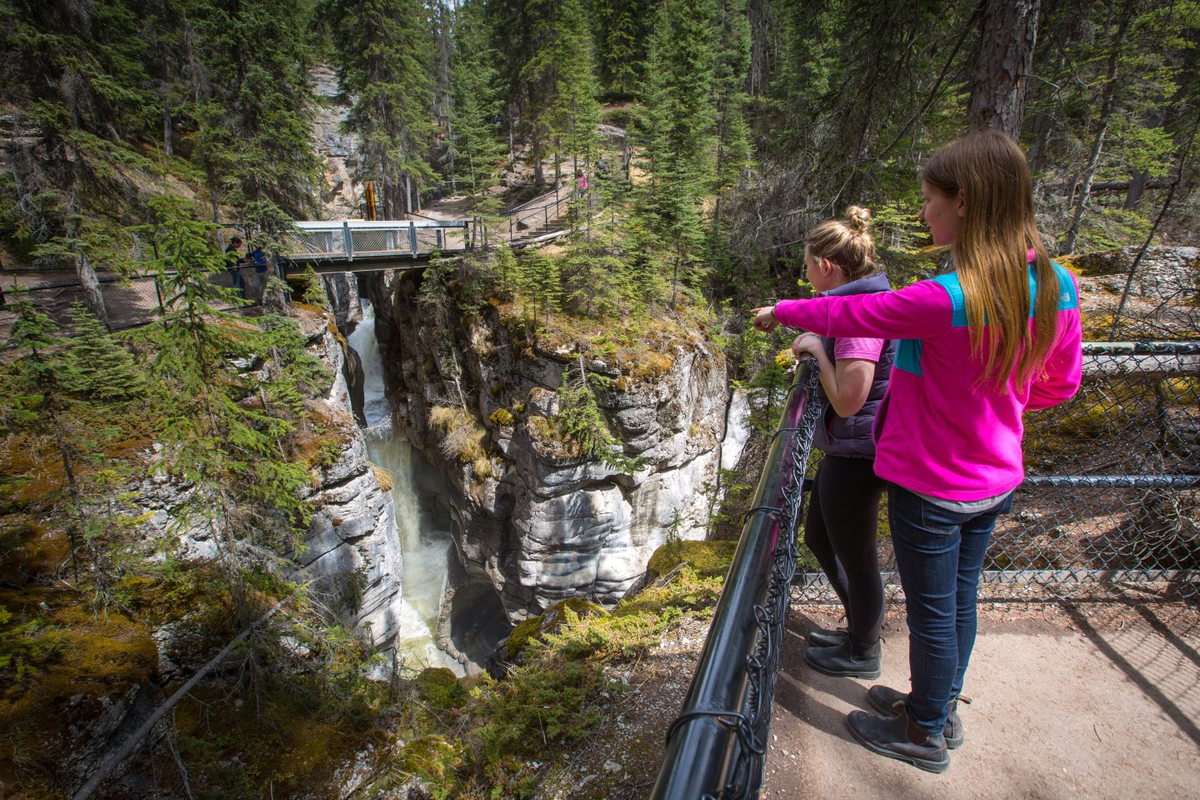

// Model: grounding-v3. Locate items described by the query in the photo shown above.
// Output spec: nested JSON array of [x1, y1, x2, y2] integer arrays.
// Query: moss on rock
[[416, 667, 468, 710], [506, 615, 545, 660], [647, 540, 738, 579]]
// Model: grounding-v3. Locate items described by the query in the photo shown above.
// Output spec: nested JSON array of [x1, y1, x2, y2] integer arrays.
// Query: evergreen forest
[[1, 0, 1199, 797]]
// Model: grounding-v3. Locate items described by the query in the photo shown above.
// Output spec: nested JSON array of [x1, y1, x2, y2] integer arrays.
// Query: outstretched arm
[[771, 280, 953, 340]]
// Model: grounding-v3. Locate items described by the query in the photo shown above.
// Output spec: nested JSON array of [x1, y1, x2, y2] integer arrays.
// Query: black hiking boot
[[866, 684, 966, 749], [805, 637, 881, 679], [847, 708, 950, 774], [806, 623, 854, 652], [805, 626, 849, 648]]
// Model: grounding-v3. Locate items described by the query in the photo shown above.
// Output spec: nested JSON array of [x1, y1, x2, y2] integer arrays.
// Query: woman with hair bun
[[790, 206, 893, 682], [752, 130, 1082, 773]]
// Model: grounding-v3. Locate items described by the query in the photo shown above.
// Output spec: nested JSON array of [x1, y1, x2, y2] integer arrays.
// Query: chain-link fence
[[792, 342, 1200, 602]]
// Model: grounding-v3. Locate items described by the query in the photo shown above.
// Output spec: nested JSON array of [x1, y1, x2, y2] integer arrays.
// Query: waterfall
[[348, 302, 460, 675]]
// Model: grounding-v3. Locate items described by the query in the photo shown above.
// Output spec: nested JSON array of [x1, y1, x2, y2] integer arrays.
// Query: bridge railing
[[507, 183, 578, 241], [287, 220, 470, 262], [650, 361, 822, 800]]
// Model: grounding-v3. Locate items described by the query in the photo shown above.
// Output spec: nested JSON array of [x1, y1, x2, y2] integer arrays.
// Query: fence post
[[343, 222, 354, 263], [153, 275, 166, 318], [409, 221, 418, 256]]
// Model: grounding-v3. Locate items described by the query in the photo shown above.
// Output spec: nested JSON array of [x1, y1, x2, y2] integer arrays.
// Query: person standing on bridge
[[224, 236, 246, 299], [788, 206, 893, 681], [752, 130, 1083, 773]]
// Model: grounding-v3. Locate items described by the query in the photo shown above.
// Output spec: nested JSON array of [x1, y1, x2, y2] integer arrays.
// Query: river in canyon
[[347, 302, 463, 675]]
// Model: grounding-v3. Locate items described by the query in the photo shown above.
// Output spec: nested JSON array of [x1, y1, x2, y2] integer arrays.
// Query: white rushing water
[[347, 303, 460, 674]]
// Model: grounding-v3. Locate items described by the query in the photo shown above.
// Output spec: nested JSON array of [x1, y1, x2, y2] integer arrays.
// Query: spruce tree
[[638, 0, 719, 304], [489, 0, 560, 185], [710, 0, 752, 287], [65, 302, 145, 401], [590, 0, 654, 97], [188, 0, 321, 218], [3, 296, 89, 575], [450, 0, 507, 246], [551, 0, 603, 180], [332, 0, 437, 218], [132, 197, 313, 591]]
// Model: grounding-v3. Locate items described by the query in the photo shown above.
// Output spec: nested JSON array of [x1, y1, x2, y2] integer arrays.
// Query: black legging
[[804, 454, 886, 644]]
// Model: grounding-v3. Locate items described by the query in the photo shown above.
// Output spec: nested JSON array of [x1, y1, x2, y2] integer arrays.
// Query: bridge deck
[[283, 219, 470, 268]]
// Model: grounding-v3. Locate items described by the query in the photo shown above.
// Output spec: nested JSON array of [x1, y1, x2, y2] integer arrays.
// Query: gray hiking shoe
[[847, 708, 950, 773], [866, 684, 966, 749]]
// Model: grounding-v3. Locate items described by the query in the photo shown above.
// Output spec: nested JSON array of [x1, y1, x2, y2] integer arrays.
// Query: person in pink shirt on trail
[[752, 130, 1083, 773], [786, 206, 893, 682]]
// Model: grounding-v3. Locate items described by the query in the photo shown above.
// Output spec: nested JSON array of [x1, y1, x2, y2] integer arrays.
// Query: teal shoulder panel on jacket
[[895, 338, 923, 376], [1051, 262, 1079, 310], [932, 272, 967, 327]]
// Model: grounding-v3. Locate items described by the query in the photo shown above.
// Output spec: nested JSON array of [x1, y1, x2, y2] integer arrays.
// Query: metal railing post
[[343, 222, 354, 262], [650, 363, 823, 799]]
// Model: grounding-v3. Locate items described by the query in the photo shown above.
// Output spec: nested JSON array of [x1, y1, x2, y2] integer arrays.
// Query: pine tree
[[638, 0, 719, 304], [65, 302, 145, 401], [450, 0, 507, 246], [188, 0, 321, 218], [332, 0, 437, 218]]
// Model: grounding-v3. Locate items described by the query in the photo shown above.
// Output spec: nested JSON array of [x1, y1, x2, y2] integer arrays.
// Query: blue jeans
[[888, 484, 1013, 736]]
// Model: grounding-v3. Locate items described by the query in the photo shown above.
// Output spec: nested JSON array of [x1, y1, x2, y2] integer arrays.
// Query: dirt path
[[766, 601, 1200, 799], [535, 599, 1200, 800]]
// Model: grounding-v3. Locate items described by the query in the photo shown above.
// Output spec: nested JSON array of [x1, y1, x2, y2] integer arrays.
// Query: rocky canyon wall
[[359, 270, 745, 619]]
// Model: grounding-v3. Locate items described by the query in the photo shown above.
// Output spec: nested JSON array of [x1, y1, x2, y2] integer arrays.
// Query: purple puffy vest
[[812, 272, 894, 459]]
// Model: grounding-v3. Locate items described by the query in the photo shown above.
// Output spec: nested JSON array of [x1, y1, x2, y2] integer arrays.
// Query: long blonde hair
[[807, 205, 878, 282], [921, 131, 1059, 391]]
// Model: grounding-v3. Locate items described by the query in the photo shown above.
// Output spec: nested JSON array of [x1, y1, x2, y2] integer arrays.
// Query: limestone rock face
[[310, 65, 361, 220], [294, 310, 404, 646], [364, 271, 743, 618]]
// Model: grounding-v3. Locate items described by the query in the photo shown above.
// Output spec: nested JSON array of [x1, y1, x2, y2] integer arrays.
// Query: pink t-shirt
[[833, 336, 885, 362]]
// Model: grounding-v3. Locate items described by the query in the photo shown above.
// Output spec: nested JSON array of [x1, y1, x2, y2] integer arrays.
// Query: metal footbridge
[[281, 182, 583, 274], [281, 219, 472, 274]]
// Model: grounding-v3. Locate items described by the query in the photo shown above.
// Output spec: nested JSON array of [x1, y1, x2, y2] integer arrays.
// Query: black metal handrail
[[650, 361, 823, 800]]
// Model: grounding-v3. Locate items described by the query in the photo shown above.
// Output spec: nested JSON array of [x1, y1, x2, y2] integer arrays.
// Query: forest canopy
[[1, 0, 1196, 299]]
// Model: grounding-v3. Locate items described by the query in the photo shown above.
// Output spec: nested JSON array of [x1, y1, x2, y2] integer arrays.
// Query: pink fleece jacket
[[774, 264, 1083, 500]]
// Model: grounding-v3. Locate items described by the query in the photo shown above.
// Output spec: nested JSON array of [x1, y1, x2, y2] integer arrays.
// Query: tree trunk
[[1123, 170, 1149, 209], [968, 0, 1041, 137], [75, 252, 109, 331], [747, 0, 772, 97], [162, 102, 173, 157], [1062, 6, 1134, 254]]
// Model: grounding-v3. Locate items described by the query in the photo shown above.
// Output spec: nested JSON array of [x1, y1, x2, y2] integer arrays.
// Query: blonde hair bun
[[806, 206, 878, 281], [844, 205, 872, 233]]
